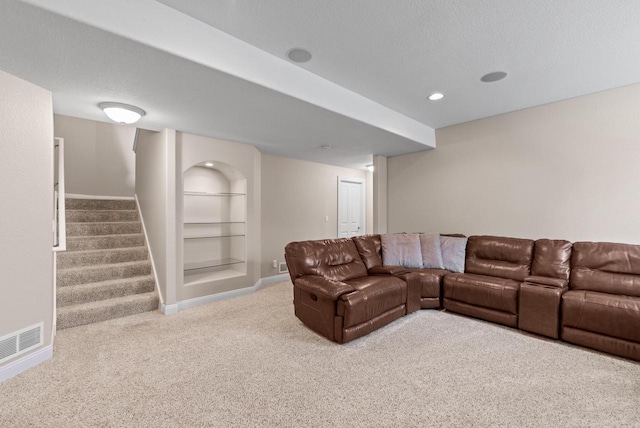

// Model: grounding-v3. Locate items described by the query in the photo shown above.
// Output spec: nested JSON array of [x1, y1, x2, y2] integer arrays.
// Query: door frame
[[337, 176, 366, 238]]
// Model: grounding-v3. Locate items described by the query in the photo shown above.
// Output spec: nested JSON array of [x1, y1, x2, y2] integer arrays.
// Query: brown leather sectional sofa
[[284, 234, 640, 362]]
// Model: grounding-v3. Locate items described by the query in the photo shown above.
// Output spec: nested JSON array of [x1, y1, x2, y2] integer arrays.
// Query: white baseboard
[[160, 274, 290, 315], [66, 193, 134, 200], [161, 303, 179, 315], [0, 345, 53, 384]]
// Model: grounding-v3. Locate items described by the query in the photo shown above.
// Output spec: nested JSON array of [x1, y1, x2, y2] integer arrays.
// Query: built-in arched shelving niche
[[182, 161, 247, 286]]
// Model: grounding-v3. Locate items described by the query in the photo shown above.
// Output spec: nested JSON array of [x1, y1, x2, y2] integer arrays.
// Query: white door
[[338, 177, 365, 238]]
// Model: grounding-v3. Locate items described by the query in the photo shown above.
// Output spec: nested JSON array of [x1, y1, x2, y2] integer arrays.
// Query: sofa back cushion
[[440, 235, 467, 272], [465, 235, 534, 281], [352, 233, 462, 271], [352, 234, 383, 269], [531, 239, 572, 280], [570, 241, 640, 297], [381, 234, 423, 268], [285, 238, 368, 282], [420, 233, 445, 269]]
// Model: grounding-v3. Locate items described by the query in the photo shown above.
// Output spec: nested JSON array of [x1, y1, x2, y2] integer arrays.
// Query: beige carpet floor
[[1, 280, 639, 427]]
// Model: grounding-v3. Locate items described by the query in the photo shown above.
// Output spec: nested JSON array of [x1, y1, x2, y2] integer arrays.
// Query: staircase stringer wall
[[135, 129, 177, 308], [135, 193, 163, 307]]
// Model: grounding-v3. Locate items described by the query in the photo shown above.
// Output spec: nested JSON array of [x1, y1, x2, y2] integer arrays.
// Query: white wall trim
[[66, 193, 134, 200], [134, 194, 163, 309], [161, 303, 179, 315], [52, 253, 58, 342], [0, 345, 53, 384], [160, 274, 290, 315]]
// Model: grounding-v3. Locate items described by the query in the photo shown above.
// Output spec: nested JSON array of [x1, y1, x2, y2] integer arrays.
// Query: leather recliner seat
[[561, 241, 640, 361], [285, 238, 418, 343], [443, 235, 534, 327]]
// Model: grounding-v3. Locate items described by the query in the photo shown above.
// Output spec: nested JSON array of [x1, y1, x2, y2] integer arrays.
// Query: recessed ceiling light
[[287, 48, 312, 63], [428, 92, 444, 101], [99, 102, 145, 124], [205, 162, 214, 167], [481, 71, 507, 83]]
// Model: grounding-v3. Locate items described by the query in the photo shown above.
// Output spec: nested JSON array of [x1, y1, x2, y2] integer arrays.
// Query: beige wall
[[388, 83, 640, 244], [54, 114, 136, 197], [0, 70, 54, 366], [135, 129, 177, 305], [261, 154, 373, 277]]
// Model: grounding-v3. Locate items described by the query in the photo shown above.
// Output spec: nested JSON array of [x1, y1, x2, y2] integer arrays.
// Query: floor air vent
[[0, 323, 43, 364]]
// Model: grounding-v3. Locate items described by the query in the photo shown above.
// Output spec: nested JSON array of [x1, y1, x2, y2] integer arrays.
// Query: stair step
[[65, 209, 139, 223], [56, 198, 156, 330], [57, 275, 156, 307], [66, 199, 136, 211], [57, 247, 149, 269], [66, 221, 141, 237], [58, 260, 152, 287], [56, 292, 159, 329], [66, 233, 145, 251]]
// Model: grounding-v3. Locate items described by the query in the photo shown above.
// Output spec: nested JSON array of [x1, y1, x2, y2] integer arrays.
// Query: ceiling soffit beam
[[24, 0, 435, 149]]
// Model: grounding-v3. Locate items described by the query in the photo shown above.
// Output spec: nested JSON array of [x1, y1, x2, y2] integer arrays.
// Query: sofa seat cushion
[[562, 290, 640, 344], [443, 273, 520, 314], [338, 276, 407, 328]]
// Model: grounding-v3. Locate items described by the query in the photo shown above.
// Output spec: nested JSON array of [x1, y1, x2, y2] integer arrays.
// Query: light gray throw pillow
[[381, 234, 423, 268], [419, 233, 444, 269], [440, 236, 468, 273]]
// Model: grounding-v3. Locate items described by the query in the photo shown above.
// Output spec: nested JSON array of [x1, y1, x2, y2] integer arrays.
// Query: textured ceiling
[[2, 1, 431, 169], [3, 0, 640, 170], [159, 0, 640, 128]]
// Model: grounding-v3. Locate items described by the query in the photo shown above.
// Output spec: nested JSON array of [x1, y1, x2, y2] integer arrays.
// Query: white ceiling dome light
[[428, 92, 444, 101], [99, 102, 146, 124]]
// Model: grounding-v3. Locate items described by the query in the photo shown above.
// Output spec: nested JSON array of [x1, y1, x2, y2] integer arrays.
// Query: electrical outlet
[[272, 260, 278, 268]]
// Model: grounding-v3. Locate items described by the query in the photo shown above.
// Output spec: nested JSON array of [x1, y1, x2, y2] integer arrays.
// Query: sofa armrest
[[369, 265, 407, 275], [295, 275, 355, 301], [524, 275, 568, 289], [395, 271, 421, 314]]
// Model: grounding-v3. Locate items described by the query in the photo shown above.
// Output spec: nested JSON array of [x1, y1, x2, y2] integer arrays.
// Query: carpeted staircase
[[56, 198, 159, 329]]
